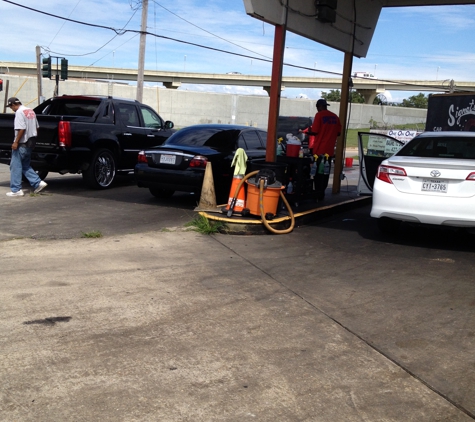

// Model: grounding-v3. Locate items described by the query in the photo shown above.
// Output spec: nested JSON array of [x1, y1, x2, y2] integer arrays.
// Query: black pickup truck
[[0, 95, 175, 188]]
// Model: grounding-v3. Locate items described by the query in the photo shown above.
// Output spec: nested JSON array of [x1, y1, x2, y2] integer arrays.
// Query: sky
[[2, 0, 475, 102]]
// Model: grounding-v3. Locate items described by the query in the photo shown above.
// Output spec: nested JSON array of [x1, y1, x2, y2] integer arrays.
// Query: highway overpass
[[2, 61, 475, 104]]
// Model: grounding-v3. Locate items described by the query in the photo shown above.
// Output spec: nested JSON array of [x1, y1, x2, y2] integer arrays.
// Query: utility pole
[[36, 45, 43, 105], [136, 0, 148, 103]]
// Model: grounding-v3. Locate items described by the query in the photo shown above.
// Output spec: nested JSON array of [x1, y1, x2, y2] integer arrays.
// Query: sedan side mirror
[[164, 121, 174, 129]]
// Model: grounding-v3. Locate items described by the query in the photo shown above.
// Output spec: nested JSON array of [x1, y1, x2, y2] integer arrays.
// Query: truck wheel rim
[[95, 152, 116, 187]]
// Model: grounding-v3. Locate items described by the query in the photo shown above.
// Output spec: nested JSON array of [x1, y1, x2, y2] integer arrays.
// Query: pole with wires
[[136, 0, 148, 103]]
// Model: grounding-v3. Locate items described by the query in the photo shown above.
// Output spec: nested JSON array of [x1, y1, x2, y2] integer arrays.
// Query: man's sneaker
[[34, 181, 47, 194], [6, 190, 24, 197]]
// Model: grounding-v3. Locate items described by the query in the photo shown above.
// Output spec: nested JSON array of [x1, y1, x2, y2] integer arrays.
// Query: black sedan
[[135, 124, 267, 201]]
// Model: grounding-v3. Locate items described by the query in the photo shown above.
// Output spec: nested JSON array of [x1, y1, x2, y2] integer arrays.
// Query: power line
[[42, 8, 139, 59], [48, 0, 83, 47], [0, 0, 341, 77], [2, 0, 128, 34], [150, 0, 271, 60], [1, 0, 466, 92]]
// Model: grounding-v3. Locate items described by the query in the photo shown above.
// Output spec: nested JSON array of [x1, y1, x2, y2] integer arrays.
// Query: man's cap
[[316, 99, 329, 107], [7, 97, 21, 107]]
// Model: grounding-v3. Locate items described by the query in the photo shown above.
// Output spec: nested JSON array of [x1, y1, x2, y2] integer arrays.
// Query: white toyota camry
[[370, 131, 475, 233]]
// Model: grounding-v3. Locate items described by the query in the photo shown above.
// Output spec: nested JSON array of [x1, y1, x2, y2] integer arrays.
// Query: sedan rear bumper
[[135, 164, 204, 193], [370, 178, 475, 227]]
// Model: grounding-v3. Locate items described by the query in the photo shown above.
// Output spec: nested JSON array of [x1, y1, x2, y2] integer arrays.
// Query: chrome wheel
[[84, 149, 117, 189]]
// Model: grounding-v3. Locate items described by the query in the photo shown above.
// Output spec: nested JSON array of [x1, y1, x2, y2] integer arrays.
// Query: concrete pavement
[[3, 232, 473, 421], [1, 165, 474, 421]]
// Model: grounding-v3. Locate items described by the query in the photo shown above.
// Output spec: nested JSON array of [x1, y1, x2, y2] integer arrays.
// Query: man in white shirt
[[6, 97, 47, 197]]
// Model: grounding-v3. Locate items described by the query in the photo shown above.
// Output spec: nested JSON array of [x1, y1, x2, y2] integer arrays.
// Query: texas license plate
[[421, 178, 448, 193], [160, 154, 176, 165]]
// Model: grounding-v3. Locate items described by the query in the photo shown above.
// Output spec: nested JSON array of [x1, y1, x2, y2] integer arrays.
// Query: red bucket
[[286, 144, 300, 157], [345, 157, 354, 168]]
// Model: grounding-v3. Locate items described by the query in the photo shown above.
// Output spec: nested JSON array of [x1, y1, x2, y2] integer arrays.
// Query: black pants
[[314, 155, 332, 200]]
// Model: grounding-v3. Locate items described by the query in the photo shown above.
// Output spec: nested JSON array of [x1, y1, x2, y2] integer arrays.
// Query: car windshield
[[165, 127, 240, 150], [397, 136, 475, 159]]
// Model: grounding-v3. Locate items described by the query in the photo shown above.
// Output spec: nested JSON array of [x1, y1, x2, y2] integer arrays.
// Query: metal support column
[[332, 51, 353, 194], [265, 7, 288, 163]]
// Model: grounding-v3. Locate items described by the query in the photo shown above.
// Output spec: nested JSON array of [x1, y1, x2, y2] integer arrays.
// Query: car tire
[[83, 148, 117, 189], [149, 187, 175, 198], [377, 217, 401, 235]]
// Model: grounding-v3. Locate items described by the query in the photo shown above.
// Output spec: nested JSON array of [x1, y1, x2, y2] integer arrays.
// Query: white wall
[[1, 75, 427, 129]]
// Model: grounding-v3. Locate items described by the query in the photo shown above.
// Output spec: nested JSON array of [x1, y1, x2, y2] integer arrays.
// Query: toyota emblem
[[430, 170, 441, 177]]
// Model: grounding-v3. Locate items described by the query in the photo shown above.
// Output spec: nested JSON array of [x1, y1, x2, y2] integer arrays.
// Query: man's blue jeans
[[10, 146, 41, 193]]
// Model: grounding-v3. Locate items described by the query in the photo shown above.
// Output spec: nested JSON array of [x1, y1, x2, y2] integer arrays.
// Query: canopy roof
[[243, 0, 475, 57]]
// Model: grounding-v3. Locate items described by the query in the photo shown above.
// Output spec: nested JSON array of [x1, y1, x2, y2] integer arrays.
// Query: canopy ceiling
[[243, 0, 475, 57]]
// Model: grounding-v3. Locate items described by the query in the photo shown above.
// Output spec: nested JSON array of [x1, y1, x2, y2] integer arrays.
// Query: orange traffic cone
[[225, 175, 246, 215], [195, 162, 220, 212]]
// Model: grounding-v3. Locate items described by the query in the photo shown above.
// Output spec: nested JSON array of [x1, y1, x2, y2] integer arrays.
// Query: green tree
[[400, 93, 428, 109], [321, 89, 365, 103], [321, 89, 341, 102]]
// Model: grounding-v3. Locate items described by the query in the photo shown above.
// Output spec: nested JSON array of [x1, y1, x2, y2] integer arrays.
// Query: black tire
[[36, 170, 49, 180], [23, 169, 48, 182], [149, 187, 175, 198], [83, 149, 117, 189], [377, 217, 401, 235]]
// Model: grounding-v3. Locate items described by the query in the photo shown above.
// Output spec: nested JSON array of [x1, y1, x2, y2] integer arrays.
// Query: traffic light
[[315, 0, 337, 23], [0, 79, 3, 92], [42, 57, 52, 79], [60, 58, 68, 80]]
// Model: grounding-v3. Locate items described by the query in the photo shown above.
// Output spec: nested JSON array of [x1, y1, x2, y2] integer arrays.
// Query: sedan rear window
[[397, 136, 475, 159], [166, 127, 240, 150]]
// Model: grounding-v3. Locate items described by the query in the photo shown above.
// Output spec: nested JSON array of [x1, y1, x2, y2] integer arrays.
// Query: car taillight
[[376, 164, 407, 184], [58, 121, 71, 147], [137, 151, 147, 164], [189, 155, 208, 168]]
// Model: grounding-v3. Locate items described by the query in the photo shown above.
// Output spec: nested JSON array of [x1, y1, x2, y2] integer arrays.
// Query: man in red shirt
[[305, 99, 342, 200], [310, 99, 341, 156]]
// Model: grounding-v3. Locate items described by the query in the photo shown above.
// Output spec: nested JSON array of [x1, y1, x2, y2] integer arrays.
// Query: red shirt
[[310, 109, 341, 156]]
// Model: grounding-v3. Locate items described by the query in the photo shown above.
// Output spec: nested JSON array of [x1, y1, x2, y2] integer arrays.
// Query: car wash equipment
[[246, 170, 283, 218], [277, 138, 284, 156], [225, 148, 248, 217], [287, 178, 294, 194], [226, 169, 295, 234], [310, 155, 317, 178], [286, 133, 301, 158], [226, 175, 246, 216], [318, 155, 325, 174]]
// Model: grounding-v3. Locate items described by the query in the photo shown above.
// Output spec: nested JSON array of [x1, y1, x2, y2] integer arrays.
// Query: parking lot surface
[[1, 165, 475, 421]]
